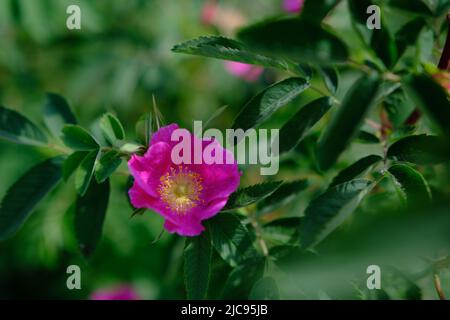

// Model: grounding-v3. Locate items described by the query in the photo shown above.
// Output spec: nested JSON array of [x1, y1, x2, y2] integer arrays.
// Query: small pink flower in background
[[283, 0, 305, 13], [200, 0, 247, 35], [200, 0, 217, 26], [225, 61, 264, 82], [128, 124, 240, 237], [90, 285, 140, 300]]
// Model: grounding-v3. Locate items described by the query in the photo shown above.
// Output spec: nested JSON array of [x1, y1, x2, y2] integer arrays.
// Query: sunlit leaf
[[62, 124, 100, 151], [94, 150, 122, 183], [63, 151, 89, 181], [75, 150, 100, 196], [99, 112, 125, 144], [232, 77, 309, 131], [0, 106, 47, 146]]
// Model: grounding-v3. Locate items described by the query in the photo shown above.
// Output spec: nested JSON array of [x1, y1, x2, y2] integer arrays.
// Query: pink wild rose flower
[[283, 0, 304, 13], [224, 61, 264, 82], [128, 124, 240, 237], [90, 285, 140, 300]]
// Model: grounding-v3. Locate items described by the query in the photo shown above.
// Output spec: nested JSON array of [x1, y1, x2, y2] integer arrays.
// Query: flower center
[[158, 166, 203, 214]]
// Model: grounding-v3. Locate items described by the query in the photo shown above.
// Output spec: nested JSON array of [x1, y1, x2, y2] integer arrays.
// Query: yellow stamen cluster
[[158, 166, 203, 214]]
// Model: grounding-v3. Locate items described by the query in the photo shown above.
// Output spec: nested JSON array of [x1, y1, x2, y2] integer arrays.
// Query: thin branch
[[248, 211, 269, 257], [433, 273, 447, 300], [438, 14, 450, 70]]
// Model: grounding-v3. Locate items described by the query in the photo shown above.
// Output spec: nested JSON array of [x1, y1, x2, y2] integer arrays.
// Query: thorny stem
[[380, 109, 392, 169], [402, 12, 450, 126], [438, 14, 450, 70], [365, 119, 382, 131], [248, 210, 269, 257]]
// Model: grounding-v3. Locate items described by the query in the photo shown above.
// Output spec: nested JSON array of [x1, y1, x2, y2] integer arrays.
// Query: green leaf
[[387, 134, 448, 165], [75, 179, 110, 257], [301, 0, 341, 24], [222, 258, 265, 299], [357, 130, 380, 144], [43, 93, 77, 137], [388, 164, 431, 208], [135, 113, 152, 146], [62, 124, 100, 151], [207, 213, 258, 267], [184, 234, 212, 300], [301, 179, 373, 249], [0, 105, 47, 146], [95, 150, 122, 183], [63, 151, 89, 181], [237, 17, 349, 64], [277, 97, 333, 154], [383, 88, 415, 128], [204, 105, 228, 129], [381, 268, 422, 300], [317, 74, 381, 171], [99, 113, 125, 144], [371, 25, 398, 69], [0, 157, 62, 240], [222, 181, 283, 212], [257, 180, 309, 215], [172, 36, 290, 70], [330, 155, 383, 188], [249, 277, 280, 300], [232, 77, 309, 131], [75, 150, 100, 196], [319, 67, 339, 94], [402, 74, 450, 137], [436, 0, 450, 15], [348, 0, 374, 25], [263, 217, 301, 245], [395, 18, 426, 59], [388, 0, 433, 16]]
